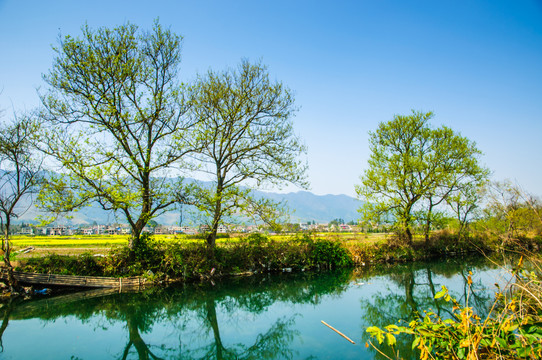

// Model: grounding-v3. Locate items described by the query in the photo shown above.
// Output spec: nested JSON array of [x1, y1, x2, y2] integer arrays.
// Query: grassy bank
[[12, 230, 540, 283], [14, 234, 352, 281]]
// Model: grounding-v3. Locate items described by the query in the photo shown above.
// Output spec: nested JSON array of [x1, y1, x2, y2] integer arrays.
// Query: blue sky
[[1, 0, 541, 197]]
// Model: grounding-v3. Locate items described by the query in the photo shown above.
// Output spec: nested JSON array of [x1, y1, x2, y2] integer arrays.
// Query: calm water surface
[[0, 255, 514, 359]]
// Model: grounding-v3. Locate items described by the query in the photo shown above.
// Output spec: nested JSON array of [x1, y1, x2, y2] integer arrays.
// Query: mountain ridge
[[15, 189, 361, 226]]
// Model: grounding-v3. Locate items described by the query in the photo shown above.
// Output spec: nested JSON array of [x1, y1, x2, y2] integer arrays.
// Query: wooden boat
[[0, 268, 146, 289]]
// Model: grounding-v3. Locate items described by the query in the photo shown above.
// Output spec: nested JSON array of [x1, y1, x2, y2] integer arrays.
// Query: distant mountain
[[13, 178, 361, 225], [256, 190, 361, 223]]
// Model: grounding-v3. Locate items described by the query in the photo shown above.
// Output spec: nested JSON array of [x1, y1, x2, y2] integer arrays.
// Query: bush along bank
[[14, 232, 539, 284]]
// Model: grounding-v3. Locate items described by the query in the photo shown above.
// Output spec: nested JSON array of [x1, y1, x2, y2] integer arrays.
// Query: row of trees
[[0, 21, 308, 262], [476, 180, 542, 245]]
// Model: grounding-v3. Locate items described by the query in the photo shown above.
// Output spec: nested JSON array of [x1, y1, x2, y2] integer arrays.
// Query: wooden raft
[[0, 268, 146, 289]]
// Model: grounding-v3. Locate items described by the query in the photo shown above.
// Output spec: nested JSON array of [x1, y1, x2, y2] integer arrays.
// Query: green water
[[0, 255, 513, 359]]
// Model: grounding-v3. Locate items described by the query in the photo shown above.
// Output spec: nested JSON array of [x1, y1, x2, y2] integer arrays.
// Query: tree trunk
[[3, 219, 18, 292], [206, 212, 219, 263], [424, 199, 435, 245], [424, 214, 431, 245], [405, 226, 413, 246], [3, 218, 10, 268], [0, 217, 4, 252], [207, 179, 223, 260], [129, 226, 143, 252], [403, 205, 414, 246], [128, 172, 152, 252], [207, 217, 219, 251]]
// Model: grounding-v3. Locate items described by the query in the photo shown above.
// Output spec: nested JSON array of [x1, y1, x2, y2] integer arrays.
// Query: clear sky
[[1, 0, 541, 197]]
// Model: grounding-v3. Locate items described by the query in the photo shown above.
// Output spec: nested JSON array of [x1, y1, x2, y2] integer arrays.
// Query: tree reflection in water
[[1, 270, 351, 360], [359, 256, 502, 359], [0, 256, 508, 360]]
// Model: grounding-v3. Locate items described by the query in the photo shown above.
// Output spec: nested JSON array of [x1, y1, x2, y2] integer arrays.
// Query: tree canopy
[[356, 111, 488, 245], [37, 21, 195, 250], [188, 60, 308, 250]]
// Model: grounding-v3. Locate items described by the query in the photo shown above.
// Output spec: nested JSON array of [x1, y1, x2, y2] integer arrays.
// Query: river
[[0, 254, 514, 359]]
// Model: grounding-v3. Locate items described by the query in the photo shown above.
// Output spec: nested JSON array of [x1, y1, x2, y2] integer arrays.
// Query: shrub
[[307, 238, 353, 269]]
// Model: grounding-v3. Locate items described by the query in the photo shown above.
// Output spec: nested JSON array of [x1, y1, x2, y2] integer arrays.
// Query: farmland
[[7, 232, 388, 259]]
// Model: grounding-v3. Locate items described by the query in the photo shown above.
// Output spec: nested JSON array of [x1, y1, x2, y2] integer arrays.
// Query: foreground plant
[[367, 256, 542, 359]]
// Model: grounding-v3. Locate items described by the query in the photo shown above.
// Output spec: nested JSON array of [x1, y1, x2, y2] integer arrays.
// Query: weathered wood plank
[[0, 269, 146, 289]]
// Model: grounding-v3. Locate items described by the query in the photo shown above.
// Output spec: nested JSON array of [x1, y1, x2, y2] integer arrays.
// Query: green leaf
[[434, 286, 447, 299], [366, 326, 385, 344], [496, 337, 507, 348], [385, 333, 396, 346]]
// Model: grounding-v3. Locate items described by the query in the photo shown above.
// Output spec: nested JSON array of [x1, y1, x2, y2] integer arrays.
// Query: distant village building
[[83, 228, 97, 235], [47, 226, 70, 236], [217, 224, 229, 234], [231, 225, 248, 233], [105, 226, 120, 235], [167, 226, 183, 234], [153, 226, 168, 235], [27, 219, 364, 237], [181, 226, 197, 235], [18, 227, 35, 236]]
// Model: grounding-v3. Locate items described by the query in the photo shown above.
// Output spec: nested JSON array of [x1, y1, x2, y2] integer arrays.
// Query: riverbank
[[8, 231, 540, 285]]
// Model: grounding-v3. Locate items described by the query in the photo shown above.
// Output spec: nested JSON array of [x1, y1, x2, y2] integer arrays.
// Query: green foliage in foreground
[[17, 234, 353, 279], [367, 257, 542, 359]]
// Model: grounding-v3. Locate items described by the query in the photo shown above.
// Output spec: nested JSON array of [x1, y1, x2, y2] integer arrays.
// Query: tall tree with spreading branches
[[37, 21, 195, 252], [189, 60, 308, 252], [356, 111, 488, 245]]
